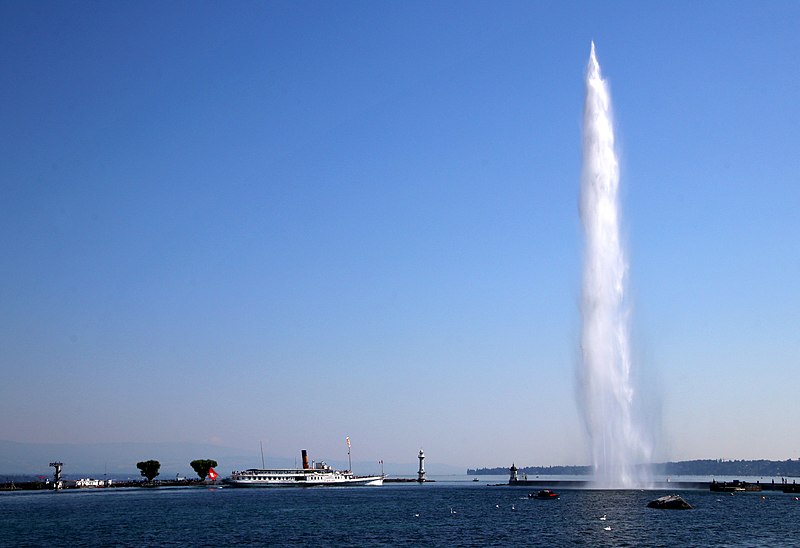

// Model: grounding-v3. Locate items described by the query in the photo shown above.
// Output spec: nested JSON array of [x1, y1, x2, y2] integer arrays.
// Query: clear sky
[[2, 1, 799, 471]]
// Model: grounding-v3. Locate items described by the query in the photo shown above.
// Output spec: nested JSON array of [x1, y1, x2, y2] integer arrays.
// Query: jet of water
[[579, 42, 651, 488]]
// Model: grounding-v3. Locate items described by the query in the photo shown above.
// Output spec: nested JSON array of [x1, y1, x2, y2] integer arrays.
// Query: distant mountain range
[[0, 440, 461, 478], [468, 459, 800, 477], [10, 440, 794, 480]]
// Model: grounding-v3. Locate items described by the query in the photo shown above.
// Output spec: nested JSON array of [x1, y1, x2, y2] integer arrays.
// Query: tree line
[[468, 459, 800, 477], [136, 459, 218, 482]]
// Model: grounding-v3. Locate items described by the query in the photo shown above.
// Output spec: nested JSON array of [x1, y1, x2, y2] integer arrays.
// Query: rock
[[647, 494, 693, 509]]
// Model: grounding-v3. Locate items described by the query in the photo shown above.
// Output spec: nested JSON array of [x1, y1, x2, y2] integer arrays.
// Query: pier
[[497, 479, 797, 492], [501, 479, 709, 490]]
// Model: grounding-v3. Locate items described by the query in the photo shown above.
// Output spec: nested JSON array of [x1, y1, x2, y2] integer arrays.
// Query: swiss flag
[[208, 467, 218, 481]]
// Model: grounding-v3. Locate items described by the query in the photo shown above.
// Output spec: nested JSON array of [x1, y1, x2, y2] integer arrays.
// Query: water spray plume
[[579, 42, 652, 488]]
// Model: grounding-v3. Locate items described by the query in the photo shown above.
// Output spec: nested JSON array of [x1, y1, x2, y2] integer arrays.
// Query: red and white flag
[[208, 467, 218, 480]]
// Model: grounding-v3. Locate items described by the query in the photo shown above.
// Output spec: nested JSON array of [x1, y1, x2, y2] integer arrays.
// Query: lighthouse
[[417, 449, 426, 483], [50, 462, 63, 490], [509, 462, 518, 484]]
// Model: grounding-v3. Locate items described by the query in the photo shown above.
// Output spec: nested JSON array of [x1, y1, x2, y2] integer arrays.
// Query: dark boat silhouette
[[530, 489, 559, 499]]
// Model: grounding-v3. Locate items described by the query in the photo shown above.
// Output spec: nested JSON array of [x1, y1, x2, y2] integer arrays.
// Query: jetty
[[496, 478, 797, 492], [499, 479, 709, 490]]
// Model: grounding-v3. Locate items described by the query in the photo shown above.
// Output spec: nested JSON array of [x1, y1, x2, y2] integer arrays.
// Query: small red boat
[[530, 489, 559, 499]]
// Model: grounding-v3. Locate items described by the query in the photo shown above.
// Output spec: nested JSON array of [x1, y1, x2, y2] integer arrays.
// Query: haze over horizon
[[2, 2, 799, 472]]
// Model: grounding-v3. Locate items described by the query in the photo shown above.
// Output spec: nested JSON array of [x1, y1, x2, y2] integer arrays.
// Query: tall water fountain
[[579, 42, 651, 488]]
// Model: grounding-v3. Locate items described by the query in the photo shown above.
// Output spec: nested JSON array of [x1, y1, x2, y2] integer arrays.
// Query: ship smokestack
[[301, 449, 309, 469]]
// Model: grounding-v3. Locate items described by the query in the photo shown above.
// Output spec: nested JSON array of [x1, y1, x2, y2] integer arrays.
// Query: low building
[[76, 478, 112, 488]]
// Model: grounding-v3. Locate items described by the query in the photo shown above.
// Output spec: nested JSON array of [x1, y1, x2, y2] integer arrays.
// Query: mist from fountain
[[579, 42, 652, 488]]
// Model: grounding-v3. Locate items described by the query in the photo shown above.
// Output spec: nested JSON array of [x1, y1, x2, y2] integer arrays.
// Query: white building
[[76, 478, 112, 488]]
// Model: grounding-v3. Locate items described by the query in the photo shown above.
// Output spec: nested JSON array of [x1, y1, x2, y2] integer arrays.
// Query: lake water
[[2, 481, 798, 546]]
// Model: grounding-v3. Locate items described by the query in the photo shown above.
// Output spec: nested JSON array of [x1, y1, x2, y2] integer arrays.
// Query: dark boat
[[530, 489, 559, 499], [647, 495, 692, 509]]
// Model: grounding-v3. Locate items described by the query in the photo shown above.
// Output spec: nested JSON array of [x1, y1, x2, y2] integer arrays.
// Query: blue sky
[[1, 1, 799, 471]]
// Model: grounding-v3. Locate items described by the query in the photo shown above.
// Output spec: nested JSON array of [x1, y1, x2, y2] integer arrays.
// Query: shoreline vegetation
[[468, 458, 800, 477], [1, 457, 220, 491]]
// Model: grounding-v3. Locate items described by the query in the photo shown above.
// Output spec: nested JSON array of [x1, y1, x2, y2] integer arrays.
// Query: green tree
[[137, 460, 161, 482], [190, 459, 218, 481]]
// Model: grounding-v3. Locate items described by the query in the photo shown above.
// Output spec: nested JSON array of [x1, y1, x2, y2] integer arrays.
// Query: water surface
[[2, 484, 797, 546]]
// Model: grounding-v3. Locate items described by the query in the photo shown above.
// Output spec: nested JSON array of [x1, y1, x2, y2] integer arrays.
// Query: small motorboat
[[530, 489, 559, 499], [647, 494, 693, 509]]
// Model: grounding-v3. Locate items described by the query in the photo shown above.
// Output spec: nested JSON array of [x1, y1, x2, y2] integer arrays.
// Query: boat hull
[[225, 476, 383, 488]]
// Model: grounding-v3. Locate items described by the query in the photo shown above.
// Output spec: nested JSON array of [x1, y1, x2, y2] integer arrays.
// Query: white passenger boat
[[226, 450, 383, 488]]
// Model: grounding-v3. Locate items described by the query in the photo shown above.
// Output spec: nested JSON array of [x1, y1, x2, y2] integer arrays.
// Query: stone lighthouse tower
[[417, 449, 426, 483], [509, 462, 518, 484]]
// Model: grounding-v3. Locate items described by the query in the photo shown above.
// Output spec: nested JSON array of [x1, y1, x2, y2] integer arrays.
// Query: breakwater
[[0, 478, 207, 491], [384, 478, 436, 483], [502, 479, 707, 490], [498, 479, 799, 492]]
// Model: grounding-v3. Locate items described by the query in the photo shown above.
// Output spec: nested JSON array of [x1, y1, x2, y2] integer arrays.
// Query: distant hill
[[0, 440, 460, 478], [469, 464, 591, 476], [0, 439, 263, 478], [468, 459, 800, 477]]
